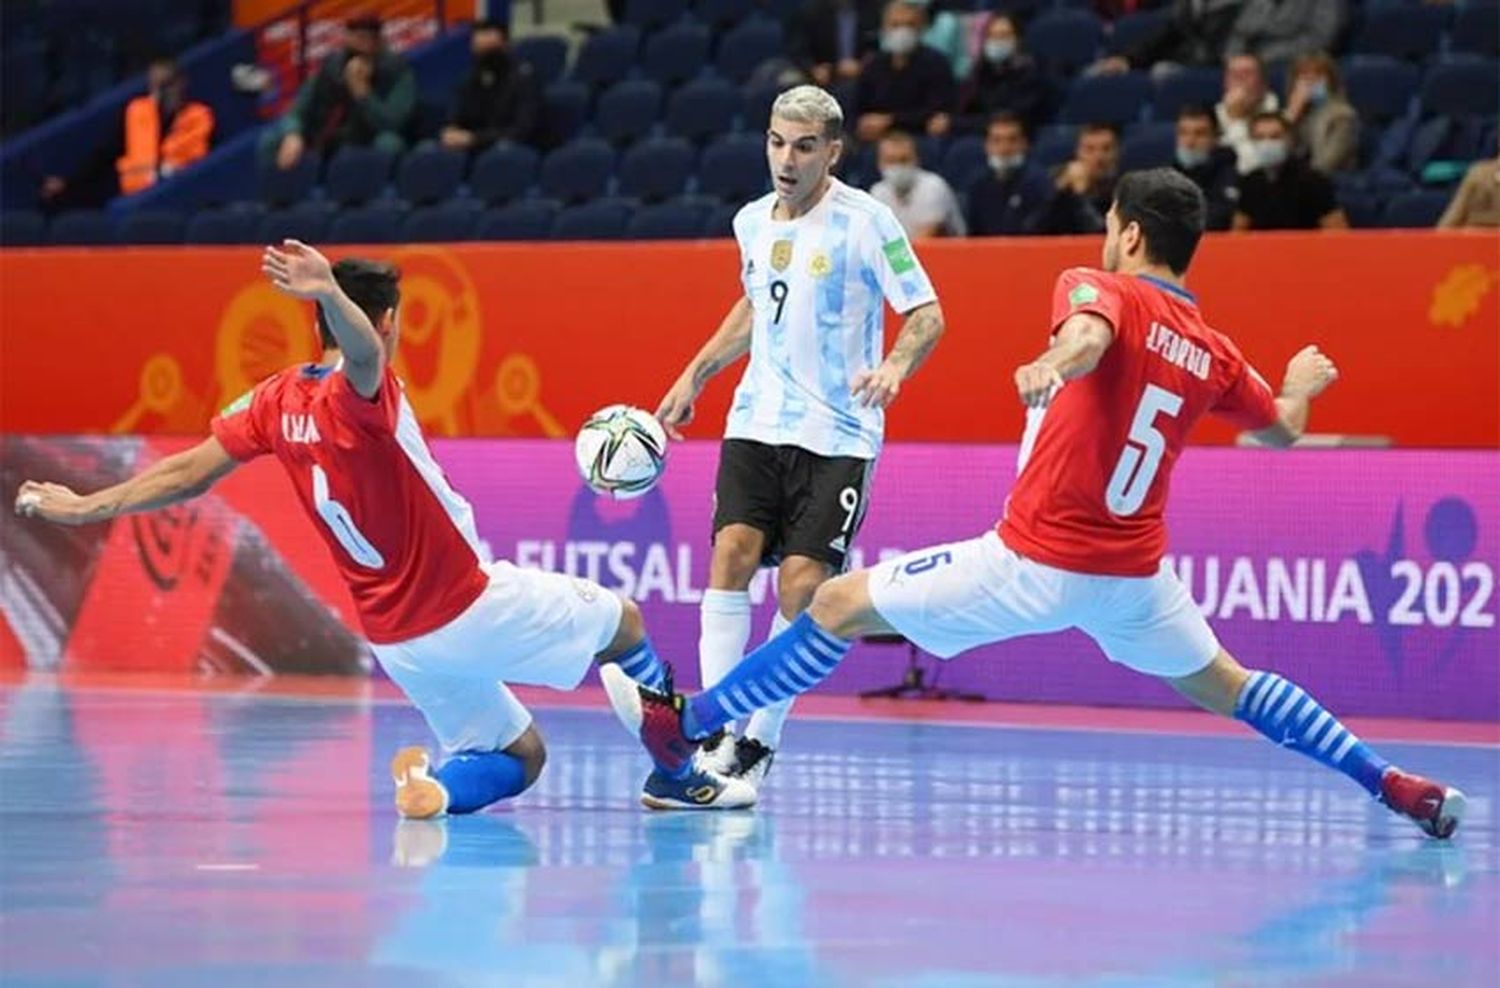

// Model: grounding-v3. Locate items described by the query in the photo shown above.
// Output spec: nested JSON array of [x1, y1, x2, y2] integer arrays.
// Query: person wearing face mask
[[853, 0, 957, 143], [1233, 112, 1348, 231], [1172, 105, 1238, 231], [260, 15, 416, 171], [1216, 53, 1280, 175], [966, 112, 1053, 236], [869, 131, 966, 237], [1283, 52, 1358, 176], [442, 21, 541, 152], [952, 14, 1049, 137]]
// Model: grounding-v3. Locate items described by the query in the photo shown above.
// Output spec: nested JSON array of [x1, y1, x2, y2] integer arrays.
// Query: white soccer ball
[[575, 404, 668, 500]]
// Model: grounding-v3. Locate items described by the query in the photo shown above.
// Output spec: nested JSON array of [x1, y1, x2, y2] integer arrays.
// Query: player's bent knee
[[807, 574, 870, 639], [505, 726, 548, 789], [601, 597, 646, 658]]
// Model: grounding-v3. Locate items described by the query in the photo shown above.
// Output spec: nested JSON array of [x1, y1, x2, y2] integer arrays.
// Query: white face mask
[[1176, 145, 1211, 169], [983, 39, 1015, 64], [1253, 139, 1289, 169], [881, 163, 918, 192], [882, 27, 919, 56], [988, 153, 1025, 175]]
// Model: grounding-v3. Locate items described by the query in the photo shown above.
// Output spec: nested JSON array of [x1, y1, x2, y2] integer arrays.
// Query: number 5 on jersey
[[1106, 384, 1184, 516]]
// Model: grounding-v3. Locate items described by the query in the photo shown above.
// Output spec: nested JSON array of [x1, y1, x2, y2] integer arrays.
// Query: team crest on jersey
[[1069, 283, 1100, 307], [808, 252, 832, 278], [770, 239, 793, 272]]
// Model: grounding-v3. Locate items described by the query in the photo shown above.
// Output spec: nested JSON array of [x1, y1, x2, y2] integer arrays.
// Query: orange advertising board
[[0, 232, 1496, 448]]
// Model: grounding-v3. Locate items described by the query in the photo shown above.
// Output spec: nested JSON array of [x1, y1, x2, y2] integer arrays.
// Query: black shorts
[[711, 438, 874, 570]]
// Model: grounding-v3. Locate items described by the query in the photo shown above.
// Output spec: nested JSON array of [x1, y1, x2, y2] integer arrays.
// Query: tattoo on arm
[[691, 358, 724, 390], [887, 305, 945, 377]]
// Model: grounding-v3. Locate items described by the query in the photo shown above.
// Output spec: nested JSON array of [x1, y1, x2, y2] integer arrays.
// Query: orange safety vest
[[116, 96, 215, 195]]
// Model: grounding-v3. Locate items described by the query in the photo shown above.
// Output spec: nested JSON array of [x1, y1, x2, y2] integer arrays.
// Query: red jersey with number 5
[[998, 268, 1280, 577], [211, 363, 488, 643]]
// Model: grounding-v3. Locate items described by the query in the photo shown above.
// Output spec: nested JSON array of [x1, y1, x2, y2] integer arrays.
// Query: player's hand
[[851, 362, 903, 409], [1280, 345, 1339, 400], [1014, 361, 1064, 408], [655, 378, 697, 440], [13, 481, 98, 526], [262, 239, 336, 300]]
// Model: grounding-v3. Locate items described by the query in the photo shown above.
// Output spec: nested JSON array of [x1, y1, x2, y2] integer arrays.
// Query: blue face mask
[[984, 40, 1016, 65], [1307, 80, 1329, 104], [1176, 145, 1211, 170]]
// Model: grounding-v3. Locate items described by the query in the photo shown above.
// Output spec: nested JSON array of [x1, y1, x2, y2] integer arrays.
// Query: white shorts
[[370, 561, 624, 753], [867, 531, 1219, 678]]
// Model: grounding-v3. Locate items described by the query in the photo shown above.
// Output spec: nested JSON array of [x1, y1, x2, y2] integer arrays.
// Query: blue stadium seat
[[327, 206, 407, 244], [1341, 56, 1420, 123], [540, 139, 617, 203], [619, 138, 697, 201], [1452, 3, 1499, 57], [572, 27, 642, 88], [1033, 124, 1078, 168], [258, 152, 320, 207], [666, 77, 741, 143], [1351, 5, 1450, 61], [0, 210, 46, 246], [914, 135, 947, 171], [48, 210, 114, 245], [1421, 59, 1499, 118], [469, 142, 542, 205], [1382, 190, 1451, 227], [643, 22, 712, 87], [939, 136, 987, 189], [324, 146, 397, 206], [1106, 8, 1170, 56], [624, 0, 690, 31], [552, 199, 634, 240], [1152, 67, 1222, 121], [699, 134, 768, 201], [1061, 72, 1151, 125], [629, 198, 712, 239], [716, 17, 784, 84], [396, 146, 466, 205], [1024, 10, 1104, 76], [117, 210, 186, 245], [258, 205, 333, 245], [185, 207, 264, 245], [475, 201, 561, 240], [541, 82, 591, 147], [403, 205, 479, 242], [695, 0, 754, 31], [1120, 123, 1175, 171], [513, 36, 569, 86], [703, 201, 739, 237], [742, 81, 780, 131], [595, 80, 665, 145]]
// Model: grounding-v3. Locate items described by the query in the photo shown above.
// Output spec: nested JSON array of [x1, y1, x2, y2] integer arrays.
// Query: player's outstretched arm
[[1013, 312, 1114, 407], [13, 436, 239, 526], [261, 240, 386, 398], [1249, 345, 1339, 448], [655, 295, 753, 439], [852, 301, 946, 409]]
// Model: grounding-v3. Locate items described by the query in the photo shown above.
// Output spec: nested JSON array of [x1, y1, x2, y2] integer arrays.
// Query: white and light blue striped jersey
[[725, 178, 938, 460]]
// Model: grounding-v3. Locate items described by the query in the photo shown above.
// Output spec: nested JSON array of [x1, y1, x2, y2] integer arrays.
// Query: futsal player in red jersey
[[609, 169, 1466, 838]]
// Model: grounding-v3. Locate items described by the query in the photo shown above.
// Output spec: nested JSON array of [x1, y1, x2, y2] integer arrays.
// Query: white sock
[[699, 590, 752, 735], [745, 609, 795, 748]]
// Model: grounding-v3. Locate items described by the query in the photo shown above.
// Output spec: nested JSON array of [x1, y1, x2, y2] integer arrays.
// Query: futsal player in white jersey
[[655, 85, 946, 801]]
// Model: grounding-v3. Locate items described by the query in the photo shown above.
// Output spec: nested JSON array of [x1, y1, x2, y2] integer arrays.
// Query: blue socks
[[1236, 671, 1390, 797], [685, 613, 852, 739], [613, 639, 668, 691], [435, 751, 529, 814]]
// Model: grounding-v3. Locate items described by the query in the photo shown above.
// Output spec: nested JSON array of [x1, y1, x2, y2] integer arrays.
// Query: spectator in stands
[[949, 14, 1050, 137], [854, 1, 957, 143], [1438, 155, 1500, 228], [261, 15, 416, 170], [1226, 0, 1344, 68], [1233, 111, 1348, 230], [912, 0, 970, 80], [1282, 52, 1358, 175], [1039, 122, 1120, 234], [1217, 54, 1279, 174], [869, 130, 966, 237], [441, 20, 540, 152], [787, 0, 883, 90], [965, 112, 1053, 236], [1090, 0, 1244, 80], [39, 56, 214, 210], [1173, 104, 1239, 231]]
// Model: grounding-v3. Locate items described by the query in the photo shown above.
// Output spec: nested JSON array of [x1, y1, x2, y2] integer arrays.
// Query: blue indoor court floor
[[1, 675, 1496, 988]]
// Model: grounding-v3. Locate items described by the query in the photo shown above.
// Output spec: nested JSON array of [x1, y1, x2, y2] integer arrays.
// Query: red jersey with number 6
[[211, 363, 488, 643], [998, 268, 1280, 577]]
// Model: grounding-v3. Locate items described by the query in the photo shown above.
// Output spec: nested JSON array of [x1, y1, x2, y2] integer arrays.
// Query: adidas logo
[[828, 534, 847, 553]]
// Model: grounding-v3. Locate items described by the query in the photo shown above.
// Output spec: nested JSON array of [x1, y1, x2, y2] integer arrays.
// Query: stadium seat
[[258, 152, 320, 207], [1152, 67, 1222, 121], [1033, 124, 1079, 168], [327, 206, 407, 244], [572, 27, 642, 88], [716, 17, 785, 84], [1106, 8, 1170, 56], [595, 80, 665, 145], [541, 82, 591, 147], [540, 139, 616, 203], [0, 210, 47, 246], [629, 199, 712, 239], [742, 81, 780, 131], [117, 210, 187, 245], [1420, 59, 1500, 118], [1120, 123, 1176, 171], [403, 205, 479, 242], [258, 205, 333, 245], [469, 142, 542, 205], [1382, 190, 1451, 228], [552, 199, 634, 240], [703, 201, 739, 237], [475, 201, 560, 240], [1351, 5, 1450, 61], [185, 207, 264, 245], [624, 0, 690, 31], [48, 210, 114, 245], [1061, 72, 1152, 125], [513, 36, 569, 87], [1341, 56, 1420, 123], [666, 77, 741, 143], [698, 134, 769, 201], [619, 138, 697, 201], [395, 146, 466, 205], [324, 146, 396, 206], [939, 136, 987, 189], [1024, 10, 1104, 76], [695, 0, 754, 32], [1451, 3, 1499, 57], [643, 22, 711, 87]]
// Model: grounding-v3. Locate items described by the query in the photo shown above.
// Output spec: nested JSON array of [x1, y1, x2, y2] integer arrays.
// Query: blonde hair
[[770, 85, 844, 140]]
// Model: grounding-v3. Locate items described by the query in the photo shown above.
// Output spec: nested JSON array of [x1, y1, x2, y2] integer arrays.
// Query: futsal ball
[[575, 404, 668, 500]]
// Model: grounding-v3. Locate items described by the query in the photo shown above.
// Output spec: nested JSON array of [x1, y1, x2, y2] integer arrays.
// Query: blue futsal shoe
[[640, 766, 757, 811]]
